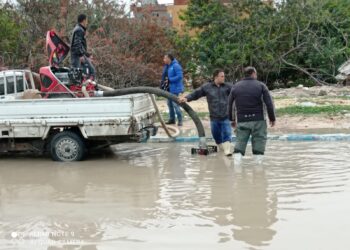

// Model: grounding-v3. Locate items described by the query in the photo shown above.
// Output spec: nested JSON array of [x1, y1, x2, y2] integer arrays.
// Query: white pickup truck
[[0, 70, 158, 161]]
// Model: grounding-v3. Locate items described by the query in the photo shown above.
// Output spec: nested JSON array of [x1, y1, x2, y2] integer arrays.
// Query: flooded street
[[0, 141, 350, 250]]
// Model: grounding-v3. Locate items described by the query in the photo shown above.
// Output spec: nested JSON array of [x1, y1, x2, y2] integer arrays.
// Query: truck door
[[0, 77, 4, 99]]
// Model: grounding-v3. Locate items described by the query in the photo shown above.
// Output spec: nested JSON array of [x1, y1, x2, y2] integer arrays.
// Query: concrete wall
[[167, 5, 188, 34]]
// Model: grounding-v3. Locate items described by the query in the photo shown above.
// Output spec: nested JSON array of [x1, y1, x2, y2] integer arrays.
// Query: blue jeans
[[210, 119, 232, 144], [167, 93, 182, 122]]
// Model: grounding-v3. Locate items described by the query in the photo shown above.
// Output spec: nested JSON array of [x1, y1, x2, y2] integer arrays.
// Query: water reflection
[[230, 164, 277, 246], [190, 155, 278, 247], [0, 146, 163, 249], [0, 142, 349, 250]]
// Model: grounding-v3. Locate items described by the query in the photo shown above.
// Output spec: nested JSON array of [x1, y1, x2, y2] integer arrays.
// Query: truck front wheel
[[50, 131, 86, 162]]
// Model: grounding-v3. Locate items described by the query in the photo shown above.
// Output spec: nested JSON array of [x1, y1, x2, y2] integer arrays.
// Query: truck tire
[[50, 131, 86, 162]]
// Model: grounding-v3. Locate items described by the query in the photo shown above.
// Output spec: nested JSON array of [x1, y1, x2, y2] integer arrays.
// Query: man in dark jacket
[[179, 69, 233, 156], [228, 66, 276, 164], [162, 53, 184, 126], [70, 14, 95, 79]]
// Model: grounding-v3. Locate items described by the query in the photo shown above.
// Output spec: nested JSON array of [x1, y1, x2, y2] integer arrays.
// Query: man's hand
[[270, 121, 276, 127], [178, 96, 188, 103], [231, 121, 236, 128]]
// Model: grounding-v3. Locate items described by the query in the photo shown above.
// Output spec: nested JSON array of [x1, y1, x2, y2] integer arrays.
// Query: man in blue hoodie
[[161, 53, 184, 126]]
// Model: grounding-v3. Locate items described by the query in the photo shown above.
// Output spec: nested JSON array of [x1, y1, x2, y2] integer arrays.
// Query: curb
[[149, 134, 350, 143]]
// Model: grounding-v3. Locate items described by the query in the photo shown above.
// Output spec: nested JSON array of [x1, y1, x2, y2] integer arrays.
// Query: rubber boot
[[222, 141, 232, 156], [233, 153, 242, 165], [253, 154, 264, 165], [165, 120, 175, 125], [217, 143, 223, 152]]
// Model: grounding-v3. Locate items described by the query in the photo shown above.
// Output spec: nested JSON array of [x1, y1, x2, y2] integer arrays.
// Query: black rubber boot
[[165, 120, 175, 125]]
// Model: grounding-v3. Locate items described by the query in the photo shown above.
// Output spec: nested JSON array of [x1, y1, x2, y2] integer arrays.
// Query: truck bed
[[0, 94, 156, 139]]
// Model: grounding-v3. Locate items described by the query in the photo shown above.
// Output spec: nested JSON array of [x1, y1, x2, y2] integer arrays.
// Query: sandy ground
[[156, 86, 350, 134]]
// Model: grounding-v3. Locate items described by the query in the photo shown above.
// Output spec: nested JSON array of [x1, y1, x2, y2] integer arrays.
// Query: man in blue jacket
[[161, 53, 184, 126]]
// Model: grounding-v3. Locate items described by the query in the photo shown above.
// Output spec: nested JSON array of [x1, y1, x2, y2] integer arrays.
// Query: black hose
[[102, 87, 206, 140], [149, 94, 179, 138]]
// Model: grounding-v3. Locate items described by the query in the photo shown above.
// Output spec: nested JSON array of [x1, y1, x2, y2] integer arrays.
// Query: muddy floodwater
[[0, 141, 350, 250]]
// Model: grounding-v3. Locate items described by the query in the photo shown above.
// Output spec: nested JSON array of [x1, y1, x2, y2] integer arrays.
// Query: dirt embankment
[[156, 86, 350, 133]]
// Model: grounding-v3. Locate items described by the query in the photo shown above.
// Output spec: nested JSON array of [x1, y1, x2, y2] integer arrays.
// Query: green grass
[[331, 95, 350, 100], [276, 105, 350, 116], [160, 105, 350, 120], [273, 95, 350, 101], [155, 96, 165, 101], [273, 96, 293, 100], [160, 112, 209, 121], [187, 112, 209, 118], [298, 96, 350, 101], [207, 105, 350, 116]]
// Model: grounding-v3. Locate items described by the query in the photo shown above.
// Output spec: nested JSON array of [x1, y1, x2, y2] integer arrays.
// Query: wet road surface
[[0, 141, 350, 250]]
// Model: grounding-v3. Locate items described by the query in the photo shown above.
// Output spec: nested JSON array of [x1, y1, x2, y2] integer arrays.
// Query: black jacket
[[71, 24, 88, 57], [186, 82, 233, 121], [228, 77, 276, 123]]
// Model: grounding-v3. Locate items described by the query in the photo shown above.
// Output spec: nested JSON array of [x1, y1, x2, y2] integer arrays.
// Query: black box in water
[[191, 145, 217, 155]]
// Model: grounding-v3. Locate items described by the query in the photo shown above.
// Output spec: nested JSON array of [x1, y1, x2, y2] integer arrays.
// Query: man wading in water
[[227, 66, 276, 165], [179, 69, 233, 156]]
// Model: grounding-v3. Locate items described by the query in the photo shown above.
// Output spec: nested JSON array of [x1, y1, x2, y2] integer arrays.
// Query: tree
[[180, 0, 350, 87], [0, 8, 24, 67], [1, 0, 176, 88]]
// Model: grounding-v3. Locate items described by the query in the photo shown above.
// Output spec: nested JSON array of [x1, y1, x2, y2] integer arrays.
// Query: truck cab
[[0, 70, 37, 100]]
